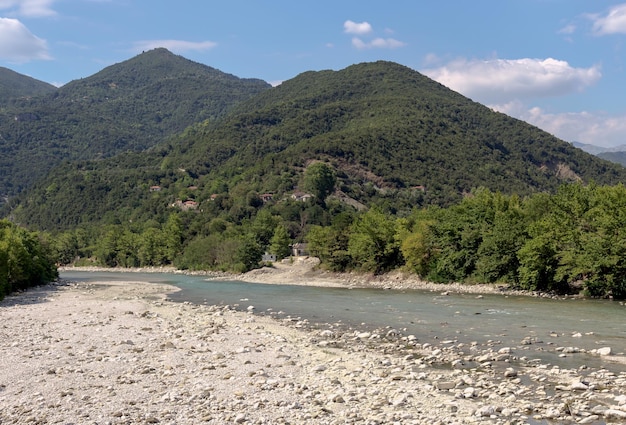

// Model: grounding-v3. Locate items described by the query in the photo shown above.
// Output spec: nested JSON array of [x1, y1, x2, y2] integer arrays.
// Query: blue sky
[[2, 1, 626, 147]]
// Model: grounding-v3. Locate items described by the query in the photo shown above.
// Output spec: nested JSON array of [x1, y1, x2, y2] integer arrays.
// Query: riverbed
[[1, 272, 625, 424], [61, 270, 626, 374]]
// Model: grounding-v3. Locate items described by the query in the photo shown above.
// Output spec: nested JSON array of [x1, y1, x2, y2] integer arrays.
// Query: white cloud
[[484, 100, 626, 148], [133, 40, 218, 53], [0, 0, 57, 17], [423, 58, 601, 104], [558, 23, 576, 35], [423, 57, 625, 147], [524, 107, 626, 148], [344, 20, 405, 50], [591, 3, 626, 35], [352, 37, 405, 50], [343, 20, 372, 35], [0, 17, 50, 62]]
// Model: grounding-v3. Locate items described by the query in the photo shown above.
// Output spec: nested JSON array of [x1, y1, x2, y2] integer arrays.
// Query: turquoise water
[[61, 271, 626, 372]]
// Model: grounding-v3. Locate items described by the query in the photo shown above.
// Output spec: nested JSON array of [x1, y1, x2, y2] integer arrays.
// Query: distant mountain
[[572, 140, 626, 154], [11, 60, 626, 230], [168, 61, 626, 202], [572, 141, 626, 166], [0, 67, 56, 101], [598, 151, 626, 166], [0, 48, 271, 198]]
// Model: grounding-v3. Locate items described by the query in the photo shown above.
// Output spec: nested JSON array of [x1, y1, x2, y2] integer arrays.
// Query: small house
[[290, 243, 309, 257], [291, 191, 313, 202], [262, 252, 277, 262], [260, 193, 274, 203]]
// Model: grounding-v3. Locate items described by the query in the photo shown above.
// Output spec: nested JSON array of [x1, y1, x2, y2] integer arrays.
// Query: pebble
[[1, 280, 626, 425]]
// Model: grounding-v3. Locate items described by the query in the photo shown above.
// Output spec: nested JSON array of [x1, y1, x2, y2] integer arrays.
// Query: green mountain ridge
[[0, 48, 271, 198], [8, 60, 626, 231], [598, 151, 626, 167], [168, 61, 626, 203], [0, 67, 56, 100]]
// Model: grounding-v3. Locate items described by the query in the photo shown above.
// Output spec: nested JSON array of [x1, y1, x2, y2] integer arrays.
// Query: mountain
[[9, 60, 626, 231], [572, 141, 626, 154], [169, 61, 626, 204], [571, 141, 626, 166], [0, 48, 271, 199], [0, 67, 56, 101], [598, 151, 626, 166]]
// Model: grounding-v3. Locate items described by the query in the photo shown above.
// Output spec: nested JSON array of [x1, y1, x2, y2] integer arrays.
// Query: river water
[[60, 270, 626, 373]]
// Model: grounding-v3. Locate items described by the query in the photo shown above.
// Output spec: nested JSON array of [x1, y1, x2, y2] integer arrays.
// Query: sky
[[2, 1, 626, 148]]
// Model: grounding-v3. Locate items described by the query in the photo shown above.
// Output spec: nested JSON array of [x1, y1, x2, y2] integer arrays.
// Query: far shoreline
[[57, 256, 582, 300]]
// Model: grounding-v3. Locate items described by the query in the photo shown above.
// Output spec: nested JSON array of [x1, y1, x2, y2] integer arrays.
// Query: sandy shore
[[59, 257, 531, 295], [1, 272, 626, 424]]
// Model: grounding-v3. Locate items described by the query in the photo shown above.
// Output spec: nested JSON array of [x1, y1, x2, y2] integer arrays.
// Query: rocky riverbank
[[59, 258, 542, 296], [1, 279, 626, 424]]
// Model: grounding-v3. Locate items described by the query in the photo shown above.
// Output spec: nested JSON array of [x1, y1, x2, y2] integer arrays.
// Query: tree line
[[44, 181, 626, 299], [0, 220, 58, 300], [308, 183, 626, 298]]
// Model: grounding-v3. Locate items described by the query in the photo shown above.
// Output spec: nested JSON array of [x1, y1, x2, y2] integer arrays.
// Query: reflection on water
[[61, 271, 626, 373]]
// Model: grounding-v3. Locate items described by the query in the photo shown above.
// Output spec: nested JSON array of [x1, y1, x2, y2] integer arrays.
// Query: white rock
[[463, 387, 477, 398], [435, 381, 456, 390], [570, 381, 589, 391], [504, 368, 518, 378], [312, 364, 327, 372], [475, 405, 495, 417], [597, 346, 612, 356], [604, 409, 626, 419]]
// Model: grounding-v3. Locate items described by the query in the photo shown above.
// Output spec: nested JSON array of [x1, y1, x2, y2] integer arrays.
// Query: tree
[[400, 220, 435, 277], [162, 213, 183, 261], [250, 209, 279, 247], [138, 227, 167, 266], [52, 231, 80, 265], [269, 224, 291, 260], [347, 207, 401, 273], [302, 162, 336, 204], [235, 234, 263, 272], [0, 220, 58, 299]]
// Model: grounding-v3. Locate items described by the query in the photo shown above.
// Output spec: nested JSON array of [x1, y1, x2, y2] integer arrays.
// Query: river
[[60, 270, 626, 373]]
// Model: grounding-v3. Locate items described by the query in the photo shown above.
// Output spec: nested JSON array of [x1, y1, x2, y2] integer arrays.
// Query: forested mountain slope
[[0, 67, 56, 100], [168, 60, 626, 205], [9, 61, 626, 231], [0, 48, 270, 198], [598, 151, 626, 167]]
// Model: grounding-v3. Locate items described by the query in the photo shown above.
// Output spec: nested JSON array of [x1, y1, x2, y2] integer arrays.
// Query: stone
[[312, 364, 327, 372], [570, 381, 589, 391], [330, 393, 345, 403], [604, 409, 626, 419], [596, 347, 612, 356], [435, 381, 456, 390], [475, 405, 495, 417], [579, 416, 600, 424], [504, 368, 518, 378], [463, 387, 477, 398]]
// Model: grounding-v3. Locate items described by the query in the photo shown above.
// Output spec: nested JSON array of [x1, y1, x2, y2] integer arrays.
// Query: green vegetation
[[598, 151, 626, 167], [8, 61, 626, 232], [36, 182, 626, 298], [0, 48, 270, 200], [0, 220, 58, 300], [0, 66, 56, 100], [3, 58, 626, 298]]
